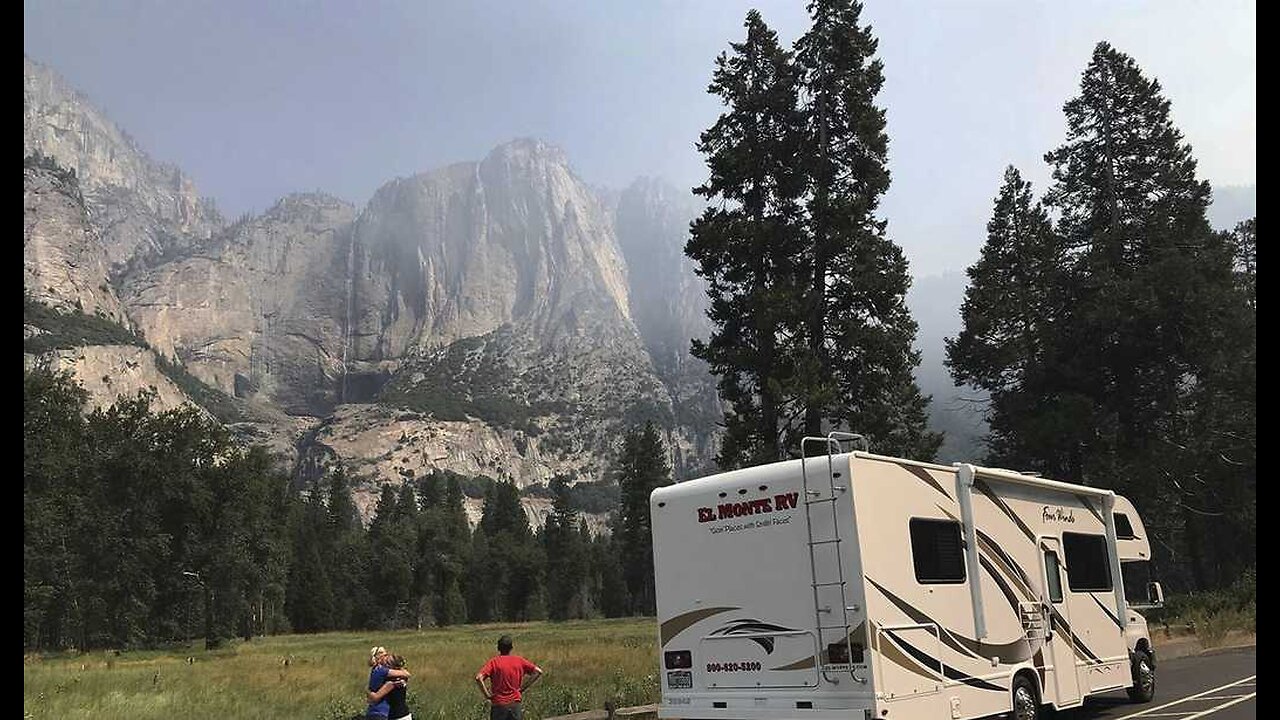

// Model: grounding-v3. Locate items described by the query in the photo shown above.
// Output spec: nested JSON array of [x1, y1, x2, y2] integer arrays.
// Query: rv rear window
[[909, 518, 966, 584], [1114, 513, 1136, 539], [1062, 532, 1112, 592]]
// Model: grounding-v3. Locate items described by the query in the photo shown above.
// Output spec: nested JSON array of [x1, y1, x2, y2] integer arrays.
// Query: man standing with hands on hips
[[475, 635, 543, 720]]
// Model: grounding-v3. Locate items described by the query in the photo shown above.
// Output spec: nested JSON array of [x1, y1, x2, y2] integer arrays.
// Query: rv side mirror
[[1147, 581, 1165, 607]]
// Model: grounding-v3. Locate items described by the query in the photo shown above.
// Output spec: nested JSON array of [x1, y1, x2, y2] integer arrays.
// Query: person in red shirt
[[475, 635, 543, 720]]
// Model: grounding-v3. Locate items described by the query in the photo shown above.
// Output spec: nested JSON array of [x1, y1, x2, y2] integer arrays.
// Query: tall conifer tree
[[687, 10, 807, 468], [794, 0, 939, 458]]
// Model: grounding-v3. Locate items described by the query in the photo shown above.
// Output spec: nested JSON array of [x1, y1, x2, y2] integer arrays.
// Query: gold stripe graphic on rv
[[974, 529, 1038, 600], [877, 631, 939, 683], [979, 555, 1025, 614], [1090, 593, 1124, 628], [882, 629, 1006, 692], [898, 463, 953, 500], [766, 621, 867, 672], [866, 577, 1034, 663], [660, 606, 739, 646], [973, 479, 1037, 542], [1047, 607, 1103, 663]]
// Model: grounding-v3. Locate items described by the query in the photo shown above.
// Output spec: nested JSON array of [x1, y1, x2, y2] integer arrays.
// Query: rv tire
[[1127, 648, 1156, 703], [1011, 673, 1041, 720]]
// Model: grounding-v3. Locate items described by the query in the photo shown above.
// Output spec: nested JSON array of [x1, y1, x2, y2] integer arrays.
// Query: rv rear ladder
[[800, 433, 868, 685]]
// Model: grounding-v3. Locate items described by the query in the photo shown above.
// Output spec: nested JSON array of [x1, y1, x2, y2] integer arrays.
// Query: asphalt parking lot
[[1069, 646, 1255, 720]]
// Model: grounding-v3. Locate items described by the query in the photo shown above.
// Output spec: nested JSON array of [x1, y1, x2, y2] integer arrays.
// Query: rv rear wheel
[[1127, 649, 1156, 703], [1011, 674, 1041, 720]]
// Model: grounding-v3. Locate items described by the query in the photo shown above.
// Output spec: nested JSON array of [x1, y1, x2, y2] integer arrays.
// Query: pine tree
[[545, 476, 588, 620], [946, 166, 1067, 465], [794, 0, 940, 458], [436, 476, 471, 625], [466, 526, 498, 622], [687, 10, 808, 468], [591, 534, 629, 619], [616, 423, 672, 615], [24, 369, 88, 650], [323, 470, 371, 628], [480, 480, 528, 538], [1173, 218, 1255, 587], [367, 486, 414, 628], [286, 495, 335, 632], [1040, 42, 1230, 528]]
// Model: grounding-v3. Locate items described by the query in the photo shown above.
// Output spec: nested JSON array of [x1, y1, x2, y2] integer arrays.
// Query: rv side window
[[1114, 513, 1136, 539], [1062, 532, 1113, 592], [1044, 550, 1064, 603], [909, 518, 966, 584]]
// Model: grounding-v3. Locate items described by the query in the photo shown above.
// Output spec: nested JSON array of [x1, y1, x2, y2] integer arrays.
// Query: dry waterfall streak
[[1113, 674, 1256, 720]]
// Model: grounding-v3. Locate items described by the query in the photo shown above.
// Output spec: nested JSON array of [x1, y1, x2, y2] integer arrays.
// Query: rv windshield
[[1122, 560, 1153, 605]]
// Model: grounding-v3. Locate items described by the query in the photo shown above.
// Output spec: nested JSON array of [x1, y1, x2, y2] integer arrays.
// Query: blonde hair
[[370, 646, 387, 663]]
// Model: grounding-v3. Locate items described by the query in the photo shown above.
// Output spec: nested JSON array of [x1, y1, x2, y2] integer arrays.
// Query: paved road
[[1068, 647, 1255, 720]]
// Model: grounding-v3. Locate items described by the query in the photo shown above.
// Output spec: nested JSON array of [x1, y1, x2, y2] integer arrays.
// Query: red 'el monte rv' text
[[697, 493, 800, 523]]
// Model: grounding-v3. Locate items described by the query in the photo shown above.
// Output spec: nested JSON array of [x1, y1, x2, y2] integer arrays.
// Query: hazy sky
[[25, 0, 1255, 276]]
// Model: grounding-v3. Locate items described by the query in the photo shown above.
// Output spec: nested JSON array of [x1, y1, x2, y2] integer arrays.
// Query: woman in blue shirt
[[366, 647, 411, 719]]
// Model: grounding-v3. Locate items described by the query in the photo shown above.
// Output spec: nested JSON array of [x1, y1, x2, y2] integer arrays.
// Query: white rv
[[650, 434, 1163, 720]]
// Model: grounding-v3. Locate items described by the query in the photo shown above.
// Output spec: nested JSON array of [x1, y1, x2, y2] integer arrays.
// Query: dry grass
[[23, 618, 659, 720]]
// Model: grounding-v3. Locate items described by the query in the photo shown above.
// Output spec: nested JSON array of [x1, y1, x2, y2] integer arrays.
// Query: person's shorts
[[490, 702, 522, 720]]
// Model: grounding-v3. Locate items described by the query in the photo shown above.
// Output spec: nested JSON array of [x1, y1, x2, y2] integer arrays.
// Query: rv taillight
[[664, 650, 692, 669]]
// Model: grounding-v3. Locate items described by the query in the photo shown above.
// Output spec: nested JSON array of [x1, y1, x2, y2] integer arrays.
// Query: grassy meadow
[[23, 618, 660, 720]]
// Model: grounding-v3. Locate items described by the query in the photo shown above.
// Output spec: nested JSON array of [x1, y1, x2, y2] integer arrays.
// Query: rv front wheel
[[1127, 649, 1156, 703], [1011, 674, 1041, 720]]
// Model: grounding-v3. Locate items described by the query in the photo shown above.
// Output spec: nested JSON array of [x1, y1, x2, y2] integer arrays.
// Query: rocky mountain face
[[293, 142, 715, 515], [123, 193, 357, 413], [23, 61, 720, 524], [23, 344, 193, 414], [24, 56, 222, 275], [349, 141, 633, 361], [24, 158, 129, 326]]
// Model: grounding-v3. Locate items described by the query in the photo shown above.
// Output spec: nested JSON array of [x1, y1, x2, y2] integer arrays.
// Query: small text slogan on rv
[[1041, 506, 1076, 523], [697, 493, 800, 534]]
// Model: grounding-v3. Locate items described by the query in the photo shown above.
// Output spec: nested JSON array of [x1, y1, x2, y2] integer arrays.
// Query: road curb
[[1197, 640, 1257, 657]]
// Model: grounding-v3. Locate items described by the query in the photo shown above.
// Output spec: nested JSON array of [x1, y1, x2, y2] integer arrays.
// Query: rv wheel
[[1011, 674, 1041, 720], [1127, 649, 1156, 703]]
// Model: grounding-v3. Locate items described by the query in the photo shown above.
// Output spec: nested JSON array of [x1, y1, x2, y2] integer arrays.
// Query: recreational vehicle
[[650, 434, 1163, 720]]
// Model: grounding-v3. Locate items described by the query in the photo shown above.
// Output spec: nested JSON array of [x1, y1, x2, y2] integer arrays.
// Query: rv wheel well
[[1013, 668, 1041, 702]]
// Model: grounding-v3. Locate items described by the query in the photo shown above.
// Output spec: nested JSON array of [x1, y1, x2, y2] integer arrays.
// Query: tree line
[[24, 368, 673, 651]]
